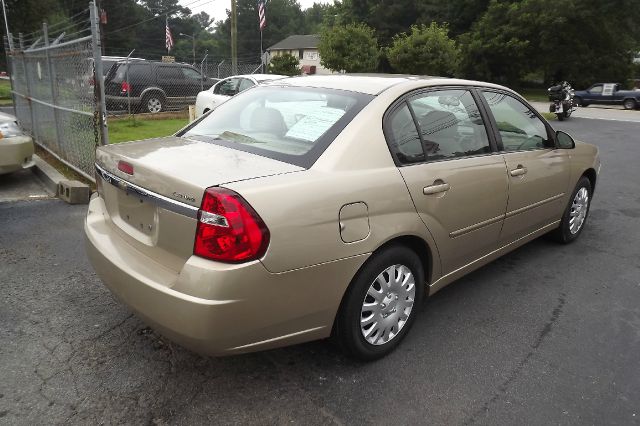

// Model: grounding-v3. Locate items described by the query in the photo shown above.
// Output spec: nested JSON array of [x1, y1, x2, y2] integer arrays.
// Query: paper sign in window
[[285, 107, 345, 142]]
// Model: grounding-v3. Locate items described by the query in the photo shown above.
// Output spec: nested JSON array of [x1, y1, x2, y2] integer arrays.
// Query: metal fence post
[[43, 22, 65, 157], [18, 32, 38, 141], [3, 35, 16, 116], [89, 1, 108, 145]]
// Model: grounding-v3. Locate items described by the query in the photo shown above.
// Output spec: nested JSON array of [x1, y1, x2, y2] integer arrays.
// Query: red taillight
[[121, 81, 130, 93], [117, 160, 134, 175], [194, 187, 270, 263]]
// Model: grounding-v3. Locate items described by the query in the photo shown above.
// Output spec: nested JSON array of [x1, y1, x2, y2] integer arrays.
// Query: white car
[[0, 112, 34, 175], [195, 74, 287, 117]]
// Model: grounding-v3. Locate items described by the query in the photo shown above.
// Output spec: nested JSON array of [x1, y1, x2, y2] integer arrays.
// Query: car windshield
[[181, 86, 373, 167]]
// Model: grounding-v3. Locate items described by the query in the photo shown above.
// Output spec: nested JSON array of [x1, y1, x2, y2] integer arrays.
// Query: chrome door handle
[[509, 165, 527, 177], [423, 182, 450, 195]]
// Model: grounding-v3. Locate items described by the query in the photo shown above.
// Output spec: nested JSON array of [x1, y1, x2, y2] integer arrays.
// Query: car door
[[180, 66, 204, 98], [585, 84, 603, 104], [480, 90, 571, 245], [387, 88, 509, 274], [156, 65, 184, 103]]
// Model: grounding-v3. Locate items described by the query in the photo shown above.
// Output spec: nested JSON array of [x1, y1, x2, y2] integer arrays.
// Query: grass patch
[[0, 79, 13, 104], [108, 117, 189, 144], [516, 88, 548, 102], [541, 112, 556, 121]]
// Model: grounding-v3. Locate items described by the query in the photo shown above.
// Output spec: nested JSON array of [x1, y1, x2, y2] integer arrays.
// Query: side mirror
[[556, 130, 575, 149]]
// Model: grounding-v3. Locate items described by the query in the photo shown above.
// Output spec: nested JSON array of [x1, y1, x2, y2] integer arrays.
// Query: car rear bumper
[[0, 135, 35, 174], [85, 194, 367, 355]]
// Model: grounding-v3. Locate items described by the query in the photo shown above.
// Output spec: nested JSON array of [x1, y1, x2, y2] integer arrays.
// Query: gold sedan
[[85, 75, 600, 360], [0, 112, 34, 175]]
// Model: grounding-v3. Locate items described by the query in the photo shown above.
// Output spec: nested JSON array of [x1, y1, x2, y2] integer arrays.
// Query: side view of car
[[0, 112, 34, 175], [574, 83, 640, 109], [194, 73, 287, 117], [85, 75, 600, 361], [104, 60, 218, 113]]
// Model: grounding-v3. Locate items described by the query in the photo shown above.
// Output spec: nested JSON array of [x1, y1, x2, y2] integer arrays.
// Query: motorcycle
[[548, 81, 577, 121]]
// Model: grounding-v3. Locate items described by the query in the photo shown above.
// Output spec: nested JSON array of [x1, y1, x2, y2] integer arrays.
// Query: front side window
[[482, 91, 551, 151], [589, 85, 603, 94], [181, 86, 372, 167], [238, 78, 255, 92], [214, 78, 240, 95]]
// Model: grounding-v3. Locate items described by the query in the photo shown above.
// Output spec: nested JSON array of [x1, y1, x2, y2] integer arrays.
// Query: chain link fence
[[5, 3, 107, 181], [4, 0, 266, 178]]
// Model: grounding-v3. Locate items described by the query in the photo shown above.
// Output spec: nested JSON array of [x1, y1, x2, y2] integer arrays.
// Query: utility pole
[[1, 0, 11, 49], [231, 0, 237, 75]]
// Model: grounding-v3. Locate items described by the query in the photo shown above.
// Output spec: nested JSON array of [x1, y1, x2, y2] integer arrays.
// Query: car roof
[[224, 74, 287, 82], [263, 74, 512, 96]]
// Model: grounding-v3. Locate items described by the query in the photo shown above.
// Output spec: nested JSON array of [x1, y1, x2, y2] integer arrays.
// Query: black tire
[[141, 93, 165, 114], [623, 98, 636, 110], [548, 176, 592, 244], [334, 245, 425, 361], [557, 113, 564, 121]]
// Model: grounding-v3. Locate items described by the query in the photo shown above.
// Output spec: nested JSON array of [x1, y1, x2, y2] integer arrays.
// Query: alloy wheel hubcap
[[360, 264, 416, 345], [148, 98, 162, 113], [569, 187, 589, 234]]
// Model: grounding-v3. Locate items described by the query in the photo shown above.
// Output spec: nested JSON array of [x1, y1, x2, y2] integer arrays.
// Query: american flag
[[165, 17, 174, 52], [258, 0, 266, 31]]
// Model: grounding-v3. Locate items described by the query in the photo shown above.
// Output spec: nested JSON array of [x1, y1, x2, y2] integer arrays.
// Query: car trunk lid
[[95, 136, 303, 270]]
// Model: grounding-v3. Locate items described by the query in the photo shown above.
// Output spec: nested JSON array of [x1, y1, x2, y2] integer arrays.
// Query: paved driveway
[[1, 118, 639, 425]]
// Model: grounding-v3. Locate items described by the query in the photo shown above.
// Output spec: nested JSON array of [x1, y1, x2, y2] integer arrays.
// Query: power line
[[107, 0, 216, 35]]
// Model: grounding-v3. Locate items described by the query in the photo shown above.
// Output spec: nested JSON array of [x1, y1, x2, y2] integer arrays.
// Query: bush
[[268, 53, 301, 76], [319, 23, 379, 72], [387, 23, 459, 76]]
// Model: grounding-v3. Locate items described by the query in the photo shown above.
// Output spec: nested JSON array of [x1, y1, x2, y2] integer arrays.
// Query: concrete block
[[58, 180, 90, 204]]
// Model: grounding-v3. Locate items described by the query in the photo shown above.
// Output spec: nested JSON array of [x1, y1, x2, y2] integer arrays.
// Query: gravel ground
[[1, 117, 639, 425]]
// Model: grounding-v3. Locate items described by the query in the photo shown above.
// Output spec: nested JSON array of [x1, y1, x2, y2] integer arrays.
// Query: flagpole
[[260, 29, 263, 73]]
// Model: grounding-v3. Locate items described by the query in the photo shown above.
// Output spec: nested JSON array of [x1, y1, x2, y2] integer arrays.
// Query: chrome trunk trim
[[95, 163, 199, 219]]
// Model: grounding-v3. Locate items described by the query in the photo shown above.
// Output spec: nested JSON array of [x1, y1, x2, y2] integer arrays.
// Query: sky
[[180, 0, 334, 24]]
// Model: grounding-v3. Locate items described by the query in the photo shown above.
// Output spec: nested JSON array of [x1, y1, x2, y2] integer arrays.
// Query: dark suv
[[105, 60, 218, 113]]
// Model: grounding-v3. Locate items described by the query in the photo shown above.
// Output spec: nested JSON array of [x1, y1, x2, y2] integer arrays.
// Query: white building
[[266, 34, 333, 75]]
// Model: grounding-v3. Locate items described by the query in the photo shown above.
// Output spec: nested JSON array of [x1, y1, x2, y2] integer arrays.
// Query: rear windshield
[[180, 86, 373, 168]]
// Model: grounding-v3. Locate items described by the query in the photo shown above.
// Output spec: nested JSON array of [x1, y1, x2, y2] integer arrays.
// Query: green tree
[[318, 23, 378, 72], [387, 23, 459, 76], [268, 53, 301, 75], [458, 0, 640, 87]]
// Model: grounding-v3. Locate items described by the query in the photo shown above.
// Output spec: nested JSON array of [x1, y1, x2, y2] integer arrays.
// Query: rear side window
[[387, 103, 423, 164], [157, 66, 182, 80], [182, 67, 201, 80], [110, 63, 150, 82], [181, 86, 372, 168], [386, 89, 491, 164]]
